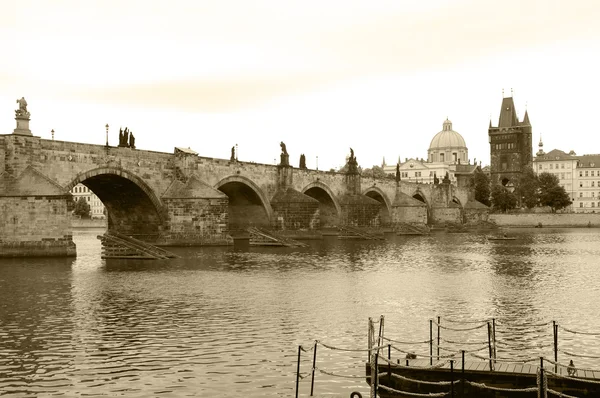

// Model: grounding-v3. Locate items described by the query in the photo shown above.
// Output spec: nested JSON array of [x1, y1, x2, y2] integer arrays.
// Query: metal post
[[374, 353, 379, 398], [310, 341, 317, 396], [450, 360, 454, 398], [387, 344, 391, 382], [487, 322, 493, 371], [437, 316, 441, 361], [553, 321, 558, 373], [296, 345, 301, 398], [430, 319, 433, 366], [462, 350, 465, 398], [539, 356, 545, 397], [492, 318, 497, 363], [378, 316, 384, 357], [368, 317, 372, 362]]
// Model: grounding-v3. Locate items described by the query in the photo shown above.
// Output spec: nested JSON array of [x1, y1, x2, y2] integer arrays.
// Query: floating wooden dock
[[366, 357, 600, 397], [362, 316, 600, 397], [98, 232, 179, 259], [247, 227, 308, 247], [338, 225, 384, 240]]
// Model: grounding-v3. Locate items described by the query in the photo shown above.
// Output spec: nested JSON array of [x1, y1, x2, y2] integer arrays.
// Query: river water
[[1, 228, 600, 397]]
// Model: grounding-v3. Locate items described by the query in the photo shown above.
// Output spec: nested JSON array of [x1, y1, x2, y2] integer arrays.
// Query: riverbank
[[71, 219, 107, 229], [489, 213, 600, 227]]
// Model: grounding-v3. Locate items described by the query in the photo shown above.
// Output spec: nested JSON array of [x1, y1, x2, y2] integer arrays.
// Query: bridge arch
[[66, 167, 166, 239], [215, 175, 273, 230], [363, 187, 392, 226], [451, 196, 463, 208], [302, 181, 341, 228], [411, 189, 429, 207], [412, 189, 431, 224]]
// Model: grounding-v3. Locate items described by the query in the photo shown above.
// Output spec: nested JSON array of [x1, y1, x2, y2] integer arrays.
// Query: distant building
[[71, 184, 106, 219], [489, 96, 533, 187], [383, 119, 478, 187], [534, 140, 600, 213]]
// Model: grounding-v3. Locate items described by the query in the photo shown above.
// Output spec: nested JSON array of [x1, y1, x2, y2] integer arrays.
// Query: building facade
[[534, 141, 600, 213], [489, 96, 532, 187], [383, 119, 477, 186], [71, 183, 106, 219]]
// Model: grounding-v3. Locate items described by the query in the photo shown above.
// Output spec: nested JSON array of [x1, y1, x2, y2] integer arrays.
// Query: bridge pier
[[0, 165, 76, 257], [158, 176, 232, 245]]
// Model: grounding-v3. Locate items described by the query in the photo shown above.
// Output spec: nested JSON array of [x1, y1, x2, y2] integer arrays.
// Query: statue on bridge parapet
[[13, 96, 32, 136], [230, 146, 236, 162], [443, 171, 451, 184], [434, 172, 439, 185], [279, 141, 289, 166], [346, 147, 359, 174], [119, 127, 130, 147], [299, 153, 306, 169], [118, 127, 135, 148], [15, 97, 29, 117]]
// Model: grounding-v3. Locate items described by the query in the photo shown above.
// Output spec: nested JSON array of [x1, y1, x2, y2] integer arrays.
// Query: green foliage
[[362, 165, 387, 179], [73, 197, 91, 218], [538, 172, 571, 212], [516, 166, 540, 209], [472, 169, 491, 206], [66, 193, 76, 212], [491, 184, 517, 212]]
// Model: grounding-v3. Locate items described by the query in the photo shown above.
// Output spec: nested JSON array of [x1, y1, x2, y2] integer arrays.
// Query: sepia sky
[[2, 0, 600, 171]]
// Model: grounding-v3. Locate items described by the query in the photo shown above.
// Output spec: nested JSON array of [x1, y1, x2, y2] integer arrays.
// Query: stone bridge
[[0, 133, 486, 256]]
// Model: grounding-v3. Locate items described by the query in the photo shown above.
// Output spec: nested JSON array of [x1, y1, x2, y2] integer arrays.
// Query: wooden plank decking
[[397, 357, 599, 379], [369, 357, 600, 397]]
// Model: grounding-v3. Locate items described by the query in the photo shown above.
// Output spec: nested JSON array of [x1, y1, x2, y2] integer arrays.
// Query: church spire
[[536, 134, 545, 156], [522, 109, 530, 125]]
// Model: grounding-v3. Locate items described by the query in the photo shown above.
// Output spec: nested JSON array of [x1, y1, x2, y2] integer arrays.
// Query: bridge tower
[[488, 94, 533, 187]]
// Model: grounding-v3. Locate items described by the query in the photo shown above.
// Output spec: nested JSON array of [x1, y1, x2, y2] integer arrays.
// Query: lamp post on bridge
[[105, 124, 109, 147], [235, 143, 238, 161], [316, 155, 318, 171], [51, 129, 54, 140]]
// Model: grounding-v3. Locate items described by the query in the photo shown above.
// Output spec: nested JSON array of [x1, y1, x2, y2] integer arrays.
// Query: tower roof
[[498, 97, 519, 128], [521, 109, 531, 125]]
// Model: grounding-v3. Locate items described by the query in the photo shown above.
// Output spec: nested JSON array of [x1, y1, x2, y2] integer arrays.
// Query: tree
[[538, 172, 571, 212], [362, 165, 387, 179], [471, 169, 491, 206], [491, 184, 517, 212], [516, 166, 540, 209], [73, 197, 91, 218]]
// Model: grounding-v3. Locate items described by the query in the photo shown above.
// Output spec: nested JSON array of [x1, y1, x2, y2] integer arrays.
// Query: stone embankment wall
[[489, 213, 600, 227]]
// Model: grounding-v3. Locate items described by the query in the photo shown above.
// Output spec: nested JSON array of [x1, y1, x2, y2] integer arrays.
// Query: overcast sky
[[2, 0, 600, 171]]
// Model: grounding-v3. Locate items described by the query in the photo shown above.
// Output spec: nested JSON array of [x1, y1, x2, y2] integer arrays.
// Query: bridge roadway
[[0, 134, 485, 257]]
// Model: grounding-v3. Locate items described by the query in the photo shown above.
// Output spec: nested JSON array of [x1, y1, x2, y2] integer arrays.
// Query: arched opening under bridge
[[67, 169, 164, 241], [302, 184, 339, 228], [364, 189, 391, 226], [216, 177, 271, 231]]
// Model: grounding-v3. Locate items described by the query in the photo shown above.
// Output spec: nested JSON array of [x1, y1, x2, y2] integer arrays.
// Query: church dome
[[429, 119, 467, 150], [427, 119, 468, 164]]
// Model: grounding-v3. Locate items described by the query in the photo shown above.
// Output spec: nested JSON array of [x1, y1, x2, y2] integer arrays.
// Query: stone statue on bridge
[[129, 132, 135, 149], [16, 97, 28, 113], [279, 142, 289, 166], [230, 146, 236, 162], [119, 127, 130, 147], [347, 147, 359, 174], [299, 153, 306, 169]]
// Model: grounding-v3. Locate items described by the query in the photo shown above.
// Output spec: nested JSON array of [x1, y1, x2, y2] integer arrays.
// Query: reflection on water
[[1, 228, 600, 396]]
